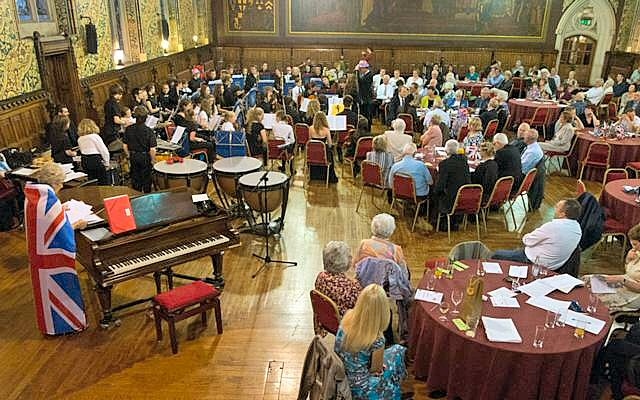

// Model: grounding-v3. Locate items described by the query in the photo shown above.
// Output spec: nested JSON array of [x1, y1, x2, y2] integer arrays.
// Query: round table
[[569, 131, 640, 181], [600, 178, 640, 233], [508, 99, 563, 125], [456, 81, 490, 92], [408, 259, 610, 400]]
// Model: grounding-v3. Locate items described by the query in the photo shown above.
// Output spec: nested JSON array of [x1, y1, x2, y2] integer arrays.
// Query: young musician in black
[[123, 106, 157, 193]]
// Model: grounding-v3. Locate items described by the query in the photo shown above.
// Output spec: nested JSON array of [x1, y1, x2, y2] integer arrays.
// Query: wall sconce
[[192, 35, 199, 46], [161, 39, 169, 55], [114, 49, 125, 68]]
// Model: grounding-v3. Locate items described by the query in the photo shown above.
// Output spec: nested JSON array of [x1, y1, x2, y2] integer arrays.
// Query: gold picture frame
[[224, 0, 278, 35]]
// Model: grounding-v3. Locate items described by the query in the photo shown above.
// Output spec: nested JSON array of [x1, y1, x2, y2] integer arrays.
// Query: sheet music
[[208, 114, 222, 131], [328, 96, 344, 116], [299, 98, 310, 112], [327, 115, 347, 131], [64, 171, 87, 182], [171, 126, 186, 144], [482, 262, 503, 274], [590, 276, 617, 294], [262, 113, 276, 129], [145, 115, 159, 129]]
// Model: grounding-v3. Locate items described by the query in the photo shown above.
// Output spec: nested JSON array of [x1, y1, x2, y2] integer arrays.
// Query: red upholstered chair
[[470, 85, 482, 97], [391, 173, 429, 232], [576, 179, 586, 197], [152, 281, 222, 354], [343, 136, 373, 179], [305, 140, 331, 187], [505, 168, 537, 232], [267, 139, 293, 172], [544, 134, 578, 175], [578, 142, 612, 182], [599, 216, 628, 263], [608, 102, 619, 123], [435, 184, 483, 243], [310, 289, 341, 336], [627, 161, 640, 178], [604, 168, 629, 187], [294, 123, 310, 154], [458, 125, 470, 143], [484, 119, 499, 140], [357, 160, 386, 212], [398, 113, 415, 135], [525, 107, 551, 138], [480, 176, 514, 233], [510, 77, 524, 98]]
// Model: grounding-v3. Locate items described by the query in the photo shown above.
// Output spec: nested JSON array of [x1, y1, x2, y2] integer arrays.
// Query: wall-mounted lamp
[[192, 35, 199, 45], [114, 49, 125, 68], [161, 39, 169, 55]]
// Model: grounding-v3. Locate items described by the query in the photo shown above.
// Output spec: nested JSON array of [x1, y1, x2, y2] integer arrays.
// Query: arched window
[[560, 35, 595, 66]]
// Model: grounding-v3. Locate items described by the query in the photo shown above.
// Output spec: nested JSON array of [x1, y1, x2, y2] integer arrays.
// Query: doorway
[[558, 35, 596, 86]]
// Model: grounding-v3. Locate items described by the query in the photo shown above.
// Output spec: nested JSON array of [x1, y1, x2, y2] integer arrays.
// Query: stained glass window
[[15, 0, 53, 23], [15, 0, 34, 22]]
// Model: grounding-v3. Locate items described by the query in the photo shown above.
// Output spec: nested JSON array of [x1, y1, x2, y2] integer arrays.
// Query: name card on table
[[509, 265, 528, 279], [482, 262, 503, 274], [490, 296, 520, 308], [415, 289, 443, 304]]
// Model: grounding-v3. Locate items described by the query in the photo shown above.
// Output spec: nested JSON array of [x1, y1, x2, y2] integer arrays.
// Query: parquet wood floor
[[0, 145, 623, 399]]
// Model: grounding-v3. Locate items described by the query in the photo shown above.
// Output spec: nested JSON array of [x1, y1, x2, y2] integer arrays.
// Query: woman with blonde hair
[[463, 116, 484, 147], [471, 141, 498, 202], [334, 284, 407, 399], [308, 111, 338, 183], [246, 107, 268, 161], [77, 119, 110, 184], [304, 99, 321, 125]]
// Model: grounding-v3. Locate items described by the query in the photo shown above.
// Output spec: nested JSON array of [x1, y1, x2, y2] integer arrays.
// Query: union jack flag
[[24, 183, 87, 335]]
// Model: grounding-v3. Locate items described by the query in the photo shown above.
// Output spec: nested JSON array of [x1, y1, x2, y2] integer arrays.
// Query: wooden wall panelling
[[0, 92, 50, 150], [242, 48, 290, 69], [291, 48, 342, 67]]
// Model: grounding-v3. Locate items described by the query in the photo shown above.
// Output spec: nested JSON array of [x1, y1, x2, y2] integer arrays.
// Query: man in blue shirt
[[487, 66, 505, 88], [521, 129, 544, 174], [388, 143, 433, 197]]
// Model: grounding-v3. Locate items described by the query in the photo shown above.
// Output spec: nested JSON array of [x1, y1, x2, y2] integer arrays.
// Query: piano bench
[[152, 281, 222, 354]]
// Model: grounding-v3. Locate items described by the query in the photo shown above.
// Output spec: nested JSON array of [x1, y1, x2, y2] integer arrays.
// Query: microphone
[[253, 170, 269, 190]]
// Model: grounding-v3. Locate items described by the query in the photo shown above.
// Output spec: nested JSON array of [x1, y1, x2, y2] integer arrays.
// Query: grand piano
[[71, 187, 240, 327]]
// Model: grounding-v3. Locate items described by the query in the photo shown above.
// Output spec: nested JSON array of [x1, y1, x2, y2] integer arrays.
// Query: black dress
[[102, 98, 121, 146], [123, 123, 157, 193], [174, 114, 215, 162], [247, 122, 266, 162]]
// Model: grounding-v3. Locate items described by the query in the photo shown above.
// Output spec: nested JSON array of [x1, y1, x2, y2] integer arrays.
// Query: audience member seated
[[620, 84, 637, 114], [334, 284, 407, 400], [540, 111, 576, 153], [479, 98, 500, 130], [465, 65, 479, 81], [46, 104, 78, 147], [388, 143, 433, 198], [498, 70, 513, 93], [408, 83, 423, 109], [77, 119, 109, 185], [511, 60, 525, 77], [539, 69, 557, 96], [474, 87, 491, 112], [423, 99, 450, 128], [420, 87, 441, 109], [309, 111, 339, 183], [492, 199, 582, 268], [520, 129, 543, 174], [355, 213, 408, 269], [471, 142, 498, 203], [376, 74, 394, 104], [493, 133, 522, 180], [420, 115, 443, 148], [585, 79, 605, 105], [405, 69, 424, 89], [365, 136, 394, 201], [449, 89, 469, 110], [384, 119, 413, 162], [432, 140, 471, 228], [487, 66, 505, 88], [463, 116, 484, 148], [579, 105, 600, 128], [618, 105, 640, 133], [510, 122, 530, 154], [49, 115, 77, 164], [613, 73, 630, 98], [565, 70, 578, 88], [314, 241, 362, 316]]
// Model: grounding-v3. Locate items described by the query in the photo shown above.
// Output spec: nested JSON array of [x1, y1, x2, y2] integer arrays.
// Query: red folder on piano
[[104, 195, 137, 234]]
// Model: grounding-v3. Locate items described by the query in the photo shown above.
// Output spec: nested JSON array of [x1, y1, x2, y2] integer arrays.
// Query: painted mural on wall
[[226, 0, 275, 33], [0, 0, 40, 100], [289, 0, 550, 38]]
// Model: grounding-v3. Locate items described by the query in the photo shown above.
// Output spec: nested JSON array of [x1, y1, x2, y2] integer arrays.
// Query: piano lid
[[130, 189, 199, 231]]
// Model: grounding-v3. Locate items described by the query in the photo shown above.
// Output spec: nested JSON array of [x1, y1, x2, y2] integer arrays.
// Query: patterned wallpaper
[[139, 0, 162, 60], [616, 0, 640, 51], [73, 0, 114, 78], [0, 0, 41, 100], [180, 0, 195, 51]]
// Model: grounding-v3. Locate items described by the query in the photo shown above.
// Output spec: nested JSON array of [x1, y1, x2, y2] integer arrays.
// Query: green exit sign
[[580, 17, 593, 26]]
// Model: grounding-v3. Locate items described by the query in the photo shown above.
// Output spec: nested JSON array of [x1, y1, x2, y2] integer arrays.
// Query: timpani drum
[[212, 156, 263, 208], [237, 171, 290, 234], [153, 159, 209, 193]]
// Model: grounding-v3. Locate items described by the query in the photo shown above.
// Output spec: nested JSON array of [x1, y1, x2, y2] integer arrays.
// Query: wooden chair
[[524, 107, 551, 138], [504, 168, 537, 232], [152, 281, 223, 354], [357, 161, 386, 212], [305, 140, 331, 187], [398, 113, 414, 135], [309, 289, 340, 336], [598, 93, 614, 119], [391, 173, 429, 232], [544, 134, 578, 175], [435, 184, 483, 243], [480, 176, 514, 233], [343, 136, 373, 179], [484, 119, 499, 140], [578, 142, 612, 182], [294, 123, 310, 154]]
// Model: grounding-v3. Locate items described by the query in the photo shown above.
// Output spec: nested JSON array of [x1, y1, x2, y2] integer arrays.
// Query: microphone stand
[[252, 172, 297, 278]]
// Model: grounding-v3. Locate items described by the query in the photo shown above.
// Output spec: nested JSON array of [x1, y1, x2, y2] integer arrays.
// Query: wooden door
[[558, 35, 596, 87]]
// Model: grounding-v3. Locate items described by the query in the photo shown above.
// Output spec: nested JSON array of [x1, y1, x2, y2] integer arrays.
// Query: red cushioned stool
[[152, 280, 222, 354]]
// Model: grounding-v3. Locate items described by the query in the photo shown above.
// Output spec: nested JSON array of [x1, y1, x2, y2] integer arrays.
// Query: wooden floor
[[0, 140, 624, 399]]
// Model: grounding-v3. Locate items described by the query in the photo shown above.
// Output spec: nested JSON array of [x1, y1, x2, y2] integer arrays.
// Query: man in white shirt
[[423, 98, 450, 128], [585, 79, 605, 105], [492, 199, 582, 269], [376, 74, 394, 102], [405, 69, 424, 89], [373, 68, 386, 93], [389, 69, 403, 88]]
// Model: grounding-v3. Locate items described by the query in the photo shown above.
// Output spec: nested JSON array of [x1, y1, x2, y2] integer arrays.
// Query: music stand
[[251, 172, 297, 278]]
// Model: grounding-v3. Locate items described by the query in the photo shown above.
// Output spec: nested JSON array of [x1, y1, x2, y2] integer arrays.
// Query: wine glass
[[438, 301, 450, 321], [531, 263, 540, 280], [451, 288, 464, 315]]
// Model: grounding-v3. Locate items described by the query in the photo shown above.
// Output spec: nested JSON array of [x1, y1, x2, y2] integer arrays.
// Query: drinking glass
[[533, 325, 546, 348], [554, 309, 566, 327], [435, 260, 445, 279], [545, 310, 556, 329], [451, 288, 464, 315], [531, 263, 540, 280], [438, 301, 450, 321], [574, 319, 586, 339], [511, 277, 521, 291], [466, 315, 480, 338], [447, 261, 455, 280], [587, 293, 599, 313], [476, 261, 486, 277], [539, 264, 549, 277], [426, 270, 437, 290]]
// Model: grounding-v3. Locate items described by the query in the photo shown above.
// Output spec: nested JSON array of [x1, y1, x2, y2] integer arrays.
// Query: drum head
[[213, 156, 263, 174], [154, 159, 208, 174], [238, 171, 288, 187]]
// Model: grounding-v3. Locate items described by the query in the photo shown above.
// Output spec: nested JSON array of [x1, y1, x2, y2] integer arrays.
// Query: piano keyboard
[[105, 234, 230, 276]]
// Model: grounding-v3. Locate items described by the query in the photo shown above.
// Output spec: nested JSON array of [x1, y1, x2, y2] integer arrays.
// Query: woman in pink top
[[420, 114, 443, 148]]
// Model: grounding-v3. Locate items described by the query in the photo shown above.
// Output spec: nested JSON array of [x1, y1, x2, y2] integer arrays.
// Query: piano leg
[[95, 285, 119, 328], [208, 252, 225, 288]]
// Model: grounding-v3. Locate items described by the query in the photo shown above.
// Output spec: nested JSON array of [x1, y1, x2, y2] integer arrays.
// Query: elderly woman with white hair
[[315, 241, 362, 316], [432, 140, 471, 228], [383, 118, 413, 162], [354, 213, 408, 269]]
